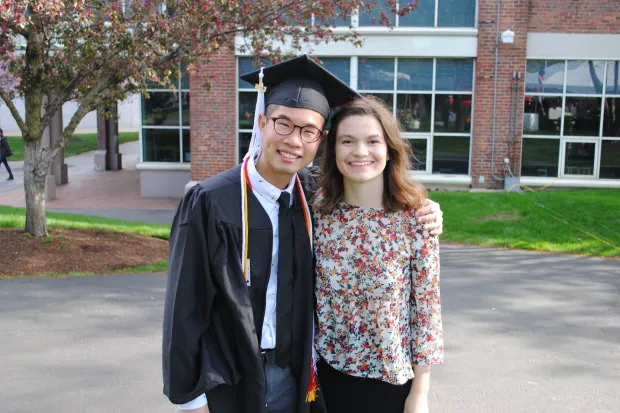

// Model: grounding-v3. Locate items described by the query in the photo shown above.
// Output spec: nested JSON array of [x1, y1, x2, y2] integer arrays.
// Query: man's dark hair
[[265, 104, 277, 117]]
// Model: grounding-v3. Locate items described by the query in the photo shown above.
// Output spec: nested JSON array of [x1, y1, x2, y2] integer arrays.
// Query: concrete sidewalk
[[0, 143, 116, 195], [1, 244, 619, 413], [0, 141, 180, 212]]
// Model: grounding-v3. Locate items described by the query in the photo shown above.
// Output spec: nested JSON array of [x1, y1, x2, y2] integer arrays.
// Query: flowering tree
[[0, 59, 19, 93], [0, 0, 416, 237]]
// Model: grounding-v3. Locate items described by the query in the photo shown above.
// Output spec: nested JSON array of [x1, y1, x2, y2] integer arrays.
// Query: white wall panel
[[527, 33, 620, 60]]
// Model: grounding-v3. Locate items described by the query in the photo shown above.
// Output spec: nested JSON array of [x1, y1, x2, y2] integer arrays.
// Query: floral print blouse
[[313, 201, 444, 385]]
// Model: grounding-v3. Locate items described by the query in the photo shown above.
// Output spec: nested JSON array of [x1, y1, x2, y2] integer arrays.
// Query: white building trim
[[136, 162, 191, 171], [411, 173, 472, 186], [521, 176, 620, 189], [236, 31, 477, 58], [527, 33, 620, 60], [0, 95, 140, 136]]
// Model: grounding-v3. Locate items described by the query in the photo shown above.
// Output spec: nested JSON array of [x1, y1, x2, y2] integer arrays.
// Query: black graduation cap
[[239, 55, 360, 120]]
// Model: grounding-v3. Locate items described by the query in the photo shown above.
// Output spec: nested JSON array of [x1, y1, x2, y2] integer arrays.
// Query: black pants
[[0, 156, 12, 178], [317, 356, 412, 413]]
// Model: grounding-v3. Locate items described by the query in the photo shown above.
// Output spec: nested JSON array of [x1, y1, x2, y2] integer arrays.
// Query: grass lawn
[[0, 205, 170, 239], [34, 261, 169, 279], [431, 189, 620, 258], [6, 132, 139, 161], [1, 188, 618, 276]]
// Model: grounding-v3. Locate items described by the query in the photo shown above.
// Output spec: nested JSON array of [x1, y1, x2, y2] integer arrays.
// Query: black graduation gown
[[162, 164, 324, 413]]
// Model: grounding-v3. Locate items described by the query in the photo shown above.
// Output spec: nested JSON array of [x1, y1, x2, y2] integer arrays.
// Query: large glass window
[[142, 129, 181, 163], [434, 95, 472, 133], [522, 59, 620, 179], [141, 65, 191, 162], [521, 138, 560, 177], [238, 132, 252, 162], [564, 141, 596, 176], [358, 2, 395, 26], [236, 56, 475, 174], [397, 59, 433, 91], [436, 59, 474, 92], [600, 140, 620, 179], [397, 94, 432, 133], [319, 58, 351, 86], [605, 61, 620, 95], [314, 7, 352, 27], [603, 97, 620, 137], [142, 92, 181, 126], [565, 61, 605, 94], [523, 96, 562, 136], [238, 92, 257, 130], [358, 57, 474, 174], [432, 136, 470, 174], [358, 58, 394, 90], [563, 97, 601, 136], [408, 138, 428, 171], [437, 0, 476, 28], [525, 60, 565, 93], [358, 0, 476, 28], [398, 0, 435, 27]]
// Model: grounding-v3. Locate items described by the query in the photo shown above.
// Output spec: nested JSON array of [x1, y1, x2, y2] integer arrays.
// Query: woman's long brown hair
[[314, 96, 427, 215]]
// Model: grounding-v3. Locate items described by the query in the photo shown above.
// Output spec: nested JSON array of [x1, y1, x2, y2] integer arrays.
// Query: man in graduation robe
[[162, 55, 445, 413]]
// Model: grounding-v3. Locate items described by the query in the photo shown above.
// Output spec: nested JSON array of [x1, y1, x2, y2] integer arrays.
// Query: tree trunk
[[23, 139, 49, 237]]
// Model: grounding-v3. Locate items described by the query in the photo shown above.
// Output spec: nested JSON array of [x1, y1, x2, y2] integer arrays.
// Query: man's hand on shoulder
[[415, 198, 444, 236]]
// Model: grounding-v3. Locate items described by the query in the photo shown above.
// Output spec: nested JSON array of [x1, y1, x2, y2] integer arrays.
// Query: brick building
[[136, 0, 620, 198]]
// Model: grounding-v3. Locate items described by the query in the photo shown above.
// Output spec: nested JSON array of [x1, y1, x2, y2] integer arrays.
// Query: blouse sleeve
[[410, 232, 444, 365]]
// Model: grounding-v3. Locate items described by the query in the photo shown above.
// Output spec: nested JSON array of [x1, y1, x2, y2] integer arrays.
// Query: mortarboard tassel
[[241, 67, 266, 285], [244, 67, 266, 161]]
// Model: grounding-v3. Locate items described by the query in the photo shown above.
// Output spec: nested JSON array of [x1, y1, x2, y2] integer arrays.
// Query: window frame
[[141, 66, 191, 163], [523, 59, 620, 180], [358, 57, 475, 175], [560, 137, 599, 179], [236, 56, 475, 175], [353, 0, 478, 28], [599, 138, 620, 179]]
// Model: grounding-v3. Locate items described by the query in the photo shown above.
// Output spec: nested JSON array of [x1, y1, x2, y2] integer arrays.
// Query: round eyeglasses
[[268, 117, 324, 143]]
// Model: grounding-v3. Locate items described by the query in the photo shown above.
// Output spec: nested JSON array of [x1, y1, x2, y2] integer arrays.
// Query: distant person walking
[[0, 128, 15, 180]]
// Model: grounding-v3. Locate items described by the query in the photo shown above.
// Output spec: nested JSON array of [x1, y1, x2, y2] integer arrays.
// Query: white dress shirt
[[178, 159, 295, 410]]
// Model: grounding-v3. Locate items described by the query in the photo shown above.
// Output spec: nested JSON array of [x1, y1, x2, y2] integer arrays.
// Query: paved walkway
[[1, 244, 619, 413], [0, 141, 180, 212]]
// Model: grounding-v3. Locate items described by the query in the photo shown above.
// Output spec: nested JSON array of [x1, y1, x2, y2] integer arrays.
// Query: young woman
[[313, 96, 443, 413]]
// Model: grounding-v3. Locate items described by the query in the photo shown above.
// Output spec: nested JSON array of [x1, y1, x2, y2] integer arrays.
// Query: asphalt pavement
[[1, 244, 619, 413]]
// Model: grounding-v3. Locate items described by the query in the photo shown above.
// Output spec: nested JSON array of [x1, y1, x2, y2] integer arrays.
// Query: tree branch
[[40, 71, 90, 132], [41, 46, 128, 132], [0, 88, 27, 134], [0, 18, 29, 38], [48, 74, 116, 161]]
